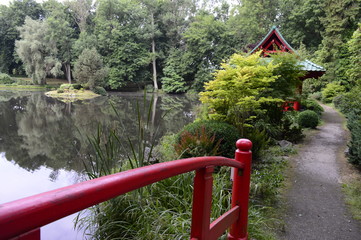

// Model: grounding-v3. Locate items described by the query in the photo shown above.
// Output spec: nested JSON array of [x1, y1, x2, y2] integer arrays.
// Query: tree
[[279, 0, 325, 53], [94, 0, 149, 89], [0, 0, 43, 74], [161, 65, 188, 93], [66, 0, 92, 33], [141, 0, 162, 90], [15, 17, 62, 85], [228, 0, 280, 47], [44, 0, 77, 83], [183, 11, 236, 91], [347, 23, 361, 86], [267, 52, 305, 100], [73, 48, 108, 88], [316, 0, 361, 81], [199, 53, 282, 135]]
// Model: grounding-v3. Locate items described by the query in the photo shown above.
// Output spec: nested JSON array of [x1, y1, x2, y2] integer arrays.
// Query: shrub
[[298, 110, 319, 128], [279, 112, 304, 142], [82, 83, 90, 90], [72, 83, 82, 90], [333, 89, 361, 115], [310, 91, 322, 100], [145, 84, 155, 93], [244, 128, 270, 161], [177, 120, 240, 158], [175, 127, 221, 158], [302, 78, 326, 95], [0, 73, 15, 84], [322, 82, 346, 103], [59, 83, 72, 90], [301, 99, 324, 115], [347, 111, 361, 165], [93, 86, 107, 96], [161, 65, 188, 93], [57, 89, 64, 93], [15, 79, 32, 85]]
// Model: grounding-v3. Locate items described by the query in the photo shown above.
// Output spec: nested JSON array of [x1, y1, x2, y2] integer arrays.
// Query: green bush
[[177, 120, 240, 158], [309, 91, 322, 100], [347, 111, 361, 165], [59, 84, 72, 90], [15, 79, 32, 85], [301, 99, 324, 115], [72, 83, 82, 90], [244, 128, 270, 161], [298, 110, 319, 128], [93, 86, 107, 96], [82, 83, 90, 90], [280, 112, 304, 142], [302, 78, 326, 95], [322, 82, 345, 103], [0, 73, 15, 84], [333, 90, 361, 115], [161, 66, 188, 93]]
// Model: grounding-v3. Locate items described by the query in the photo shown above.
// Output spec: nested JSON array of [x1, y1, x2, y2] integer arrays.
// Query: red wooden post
[[293, 101, 300, 111], [190, 166, 214, 240], [228, 139, 252, 240]]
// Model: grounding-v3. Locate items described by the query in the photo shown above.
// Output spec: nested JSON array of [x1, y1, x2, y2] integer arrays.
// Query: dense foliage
[[73, 48, 108, 88], [199, 53, 282, 134], [333, 88, 361, 165], [1, 0, 359, 91], [176, 120, 240, 158], [0, 73, 15, 84]]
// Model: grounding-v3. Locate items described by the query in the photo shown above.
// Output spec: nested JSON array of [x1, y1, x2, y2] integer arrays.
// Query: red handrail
[[0, 139, 252, 240]]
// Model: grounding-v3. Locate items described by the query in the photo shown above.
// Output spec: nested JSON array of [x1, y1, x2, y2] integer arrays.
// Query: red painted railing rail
[[0, 139, 252, 240]]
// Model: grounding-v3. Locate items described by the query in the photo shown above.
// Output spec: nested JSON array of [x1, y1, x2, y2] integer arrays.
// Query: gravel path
[[279, 104, 361, 240]]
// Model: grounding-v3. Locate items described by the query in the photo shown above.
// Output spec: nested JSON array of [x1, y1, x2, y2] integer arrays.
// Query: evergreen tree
[[347, 23, 361, 86], [74, 48, 108, 88]]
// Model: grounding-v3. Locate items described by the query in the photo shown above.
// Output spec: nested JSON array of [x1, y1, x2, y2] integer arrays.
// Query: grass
[[0, 77, 68, 90], [14, 77, 67, 85], [0, 84, 48, 90], [343, 180, 361, 221]]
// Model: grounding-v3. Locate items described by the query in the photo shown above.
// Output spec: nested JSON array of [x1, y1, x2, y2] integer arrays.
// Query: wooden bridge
[[0, 139, 252, 240]]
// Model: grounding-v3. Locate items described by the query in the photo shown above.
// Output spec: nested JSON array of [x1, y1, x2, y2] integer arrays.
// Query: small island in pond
[[45, 89, 100, 102]]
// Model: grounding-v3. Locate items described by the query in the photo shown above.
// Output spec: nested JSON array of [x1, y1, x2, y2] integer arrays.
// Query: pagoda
[[249, 26, 325, 110]]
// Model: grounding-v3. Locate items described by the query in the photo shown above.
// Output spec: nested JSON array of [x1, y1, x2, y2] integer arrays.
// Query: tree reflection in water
[[0, 91, 197, 178]]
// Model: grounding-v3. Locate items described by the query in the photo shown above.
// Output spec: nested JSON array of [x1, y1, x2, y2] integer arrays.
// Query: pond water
[[0, 90, 198, 239]]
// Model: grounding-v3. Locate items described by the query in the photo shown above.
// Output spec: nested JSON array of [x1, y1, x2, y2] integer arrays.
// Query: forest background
[[0, 0, 360, 94]]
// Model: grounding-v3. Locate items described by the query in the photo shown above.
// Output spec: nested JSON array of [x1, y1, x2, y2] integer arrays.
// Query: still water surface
[[0, 90, 198, 239]]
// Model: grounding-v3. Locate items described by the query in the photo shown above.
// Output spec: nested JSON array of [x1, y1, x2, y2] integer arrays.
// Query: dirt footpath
[[279, 105, 361, 240]]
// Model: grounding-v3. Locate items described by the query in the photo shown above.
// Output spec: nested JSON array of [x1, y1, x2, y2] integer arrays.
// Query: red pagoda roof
[[250, 26, 325, 78]]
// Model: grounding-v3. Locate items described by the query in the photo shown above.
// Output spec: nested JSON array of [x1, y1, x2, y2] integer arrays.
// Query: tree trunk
[[64, 63, 72, 84], [151, 13, 158, 90]]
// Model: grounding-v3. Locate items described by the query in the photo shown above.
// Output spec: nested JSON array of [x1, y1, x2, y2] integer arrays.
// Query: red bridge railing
[[0, 139, 252, 240]]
